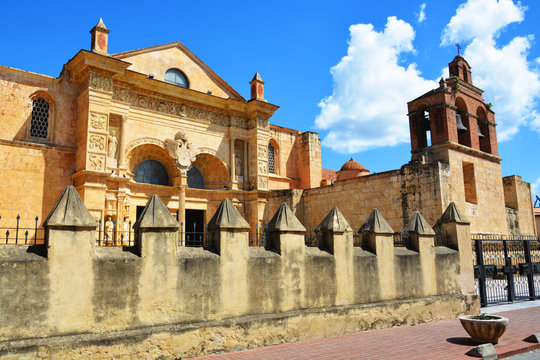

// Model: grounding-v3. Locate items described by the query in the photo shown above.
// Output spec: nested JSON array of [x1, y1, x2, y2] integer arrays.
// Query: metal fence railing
[[0, 215, 45, 245], [472, 234, 540, 307], [96, 219, 134, 247]]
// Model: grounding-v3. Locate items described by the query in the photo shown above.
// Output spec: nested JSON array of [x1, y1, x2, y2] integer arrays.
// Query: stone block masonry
[[0, 186, 479, 358]]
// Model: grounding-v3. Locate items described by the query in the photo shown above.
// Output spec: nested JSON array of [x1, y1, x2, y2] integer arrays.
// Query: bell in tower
[[456, 113, 467, 133]]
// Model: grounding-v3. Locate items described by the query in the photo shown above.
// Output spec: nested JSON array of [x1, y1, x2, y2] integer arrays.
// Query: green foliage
[[486, 102, 493, 110]]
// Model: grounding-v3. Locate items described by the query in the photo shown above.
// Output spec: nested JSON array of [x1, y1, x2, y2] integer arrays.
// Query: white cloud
[[417, 3, 427, 23], [441, 0, 540, 140], [441, 0, 525, 46], [315, 16, 436, 153]]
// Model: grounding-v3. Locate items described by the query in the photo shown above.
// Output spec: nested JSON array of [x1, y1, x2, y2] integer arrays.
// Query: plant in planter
[[459, 314, 509, 344]]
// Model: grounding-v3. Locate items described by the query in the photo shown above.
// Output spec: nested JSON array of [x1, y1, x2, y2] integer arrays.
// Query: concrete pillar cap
[[316, 207, 351, 233], [404, 211, 435, 236], [133, 195, 179, 231], [360, 208, 394, 234], [266, 202, 306, 233], [43, 186, 97, 229]]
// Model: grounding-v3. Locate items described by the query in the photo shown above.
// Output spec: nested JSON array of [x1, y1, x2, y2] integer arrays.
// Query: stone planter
[[459, 314, 509, 344]]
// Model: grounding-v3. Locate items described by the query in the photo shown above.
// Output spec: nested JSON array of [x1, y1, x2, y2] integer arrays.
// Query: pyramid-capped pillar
[[207, 198, 249, 316], [43, 186, 96, 332], [403, 211, 435, 252], [438, 202, 475, 295], [249, 72, 265, 101], [317, 207, 354, 304], [404, 211, 437, 296], [133, 194, 180, 320], [266, 202, 307, 310], [316, 207, 351, 255], [90, 18, 110, 55], [359, 208, 394, 254], [266, 202, 306, 255], [359, 208, 396, 300], [207, 198, 249, 255], [133, 194, 179, 255]]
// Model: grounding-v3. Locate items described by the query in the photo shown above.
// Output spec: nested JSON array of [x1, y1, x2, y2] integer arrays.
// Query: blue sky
[[1, 0, 538, 199]]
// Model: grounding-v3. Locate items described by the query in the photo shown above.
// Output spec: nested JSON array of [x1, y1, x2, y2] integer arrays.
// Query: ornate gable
[[112, 42, 245, 101]]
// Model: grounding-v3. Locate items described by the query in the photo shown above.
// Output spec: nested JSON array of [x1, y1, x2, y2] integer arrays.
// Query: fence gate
[[472, 234, 540, 307]]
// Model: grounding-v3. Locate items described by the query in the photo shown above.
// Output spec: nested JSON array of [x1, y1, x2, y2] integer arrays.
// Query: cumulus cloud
[[441, 0, 525, 46], [441, 0, 540, 140], [315, 16, 436, 153], [417, 3, 427, 23]]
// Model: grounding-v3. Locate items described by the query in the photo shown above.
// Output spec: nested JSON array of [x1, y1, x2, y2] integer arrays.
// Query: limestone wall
[[0, 190, 477, 358], [272, 162, 446, 232], [503, 175, 536, 235]]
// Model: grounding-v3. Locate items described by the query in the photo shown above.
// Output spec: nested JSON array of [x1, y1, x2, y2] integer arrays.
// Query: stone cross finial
[[456, 43, 461, 55]]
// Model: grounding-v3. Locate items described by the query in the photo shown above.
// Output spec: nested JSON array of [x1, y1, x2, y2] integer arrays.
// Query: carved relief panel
[[87, 111, 109, 171]]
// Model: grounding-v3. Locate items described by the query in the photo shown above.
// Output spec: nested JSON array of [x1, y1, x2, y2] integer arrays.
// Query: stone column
[[317, 207, 354, 305], [178, 174, 187, 245], [439, 202, 475, 295], [229, 135, 235, 186], [118, 115, 128, 169], [133, 194, 180, 324], [43, 186, 97, 333], [207, 198, 250, 317], [266, 202, 306, 311], [404, 211, 437, 297], [360, 208, 396, 300]]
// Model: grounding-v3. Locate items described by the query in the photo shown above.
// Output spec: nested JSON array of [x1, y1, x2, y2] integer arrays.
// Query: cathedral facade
[[0, 19, 535, 238]]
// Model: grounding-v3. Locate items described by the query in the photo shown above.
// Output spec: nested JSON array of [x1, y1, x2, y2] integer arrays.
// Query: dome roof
[[340, 158, 367, 172]]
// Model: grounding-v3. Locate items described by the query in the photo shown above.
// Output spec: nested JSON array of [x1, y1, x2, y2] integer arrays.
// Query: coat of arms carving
[[165, 130, 196, 174]]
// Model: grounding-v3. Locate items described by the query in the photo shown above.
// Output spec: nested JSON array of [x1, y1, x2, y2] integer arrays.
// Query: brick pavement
[[194, 306, 540, 359]]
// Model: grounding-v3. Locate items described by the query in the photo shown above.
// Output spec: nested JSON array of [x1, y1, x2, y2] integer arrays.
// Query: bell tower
[[407, 55, 498, 158]]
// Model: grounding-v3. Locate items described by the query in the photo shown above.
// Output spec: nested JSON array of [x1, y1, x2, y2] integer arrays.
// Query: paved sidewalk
[[195, 302, 540, 360]]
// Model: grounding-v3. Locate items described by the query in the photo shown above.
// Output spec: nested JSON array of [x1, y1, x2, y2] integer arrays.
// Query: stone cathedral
[[0, 19, 536, 238]]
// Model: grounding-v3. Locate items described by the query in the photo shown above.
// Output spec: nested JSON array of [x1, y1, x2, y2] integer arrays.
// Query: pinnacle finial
[[95, 18, 108, 30]]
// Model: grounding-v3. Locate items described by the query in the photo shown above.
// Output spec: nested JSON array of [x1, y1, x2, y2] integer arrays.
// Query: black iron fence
[[472, 234, 540, 307], [0, 215, 45, 245], [304, 226, 321, 247], [249, 224, 267, 247], [96, 219, 134, 247]]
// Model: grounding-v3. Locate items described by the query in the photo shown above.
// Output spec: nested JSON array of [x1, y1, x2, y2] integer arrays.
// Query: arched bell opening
[[455, 97, 470, 147], [477, 107, 491, 154]]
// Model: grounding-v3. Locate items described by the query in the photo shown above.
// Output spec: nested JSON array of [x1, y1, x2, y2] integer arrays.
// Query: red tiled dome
[[340, 158, 367, 172]]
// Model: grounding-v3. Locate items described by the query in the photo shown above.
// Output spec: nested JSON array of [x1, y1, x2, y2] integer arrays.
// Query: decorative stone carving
[[88, 154, 105, 170], [125, 138, 164, 154], [258, 176, 268, 189], [231, 116, 250, 130], [257, 117, 269, 129], [88, 134, 107, 153], [113, 87, 236, 128], [89, 73, 113, 93], [258, 160, 267, 174], [108, 130, 118, 159], [90, 112, 107, 130], [165, 130, 197, 174], [257, 144, 268, 159]]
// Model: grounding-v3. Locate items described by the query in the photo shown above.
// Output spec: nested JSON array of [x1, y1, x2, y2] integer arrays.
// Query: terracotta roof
[[340, 158, 368, 172], [322, 168, 337, 181]]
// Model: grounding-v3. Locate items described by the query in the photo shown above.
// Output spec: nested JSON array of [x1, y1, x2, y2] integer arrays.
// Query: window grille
[[30, 98, 49, 139], [268, 143, 275, 174]]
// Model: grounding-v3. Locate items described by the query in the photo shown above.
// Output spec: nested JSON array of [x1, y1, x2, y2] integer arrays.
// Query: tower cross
[[456, 43, 461, 55]]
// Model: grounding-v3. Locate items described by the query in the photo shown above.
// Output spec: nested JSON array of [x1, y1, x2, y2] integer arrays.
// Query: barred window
[[30, 98, 50, 139], [268, 143, 275, 174]]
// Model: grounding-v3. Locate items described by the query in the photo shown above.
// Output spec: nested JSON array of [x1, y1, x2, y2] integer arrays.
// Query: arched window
[[164, 69, 189, 88], [134, 160, 169, 186], [187, 166, 205, 189], [30, 97, 50, 140], [268, 143, 275, 174]]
